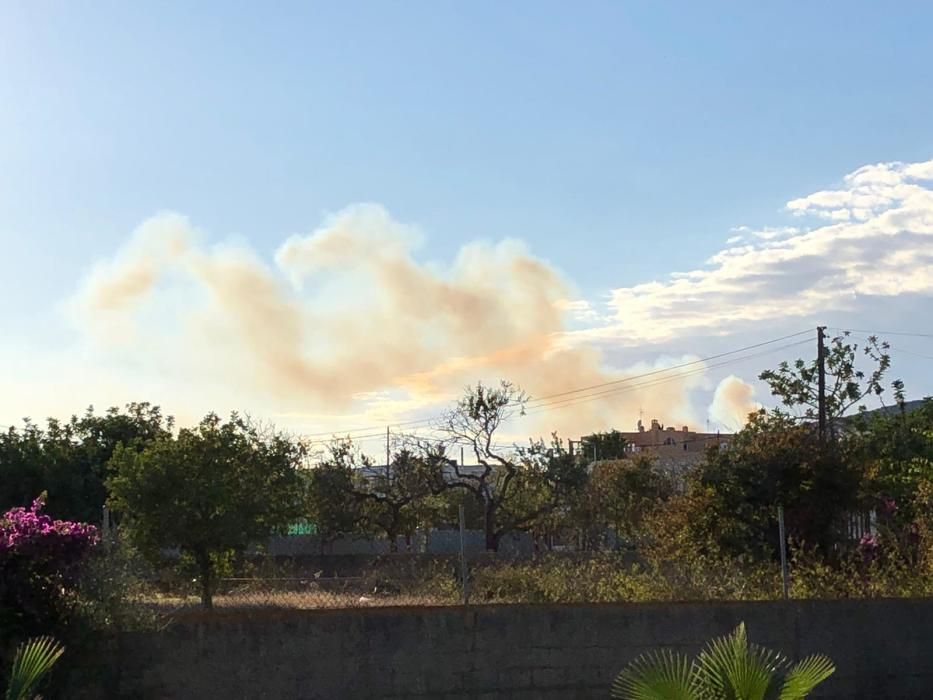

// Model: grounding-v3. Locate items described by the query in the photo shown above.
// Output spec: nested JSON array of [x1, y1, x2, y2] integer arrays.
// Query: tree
[[107, 413, 305, 609], [851, 398, 933, 528], [583, 455, 675, 548], [440, 381, 587, 551], [354, 446, 446, 552], [759, 332, 900, 440], [698, 410, 860, 557], [579, 430, 629, 461], [688, 335, 905, 559], [304, 440, 366, 552], [0, 403, 172, 523], [0, 423, 46, 518]]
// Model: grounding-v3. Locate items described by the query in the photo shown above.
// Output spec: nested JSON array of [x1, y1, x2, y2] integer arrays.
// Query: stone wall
[[72, 599, 933, 699]]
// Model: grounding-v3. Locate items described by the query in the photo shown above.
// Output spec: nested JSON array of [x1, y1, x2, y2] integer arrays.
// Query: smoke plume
[[708, 375, 761, 431], [72, 204, 706, 438]]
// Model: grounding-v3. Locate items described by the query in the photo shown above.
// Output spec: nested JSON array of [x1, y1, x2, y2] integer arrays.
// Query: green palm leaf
[[612, 623, 834, 700], [695, 624, 788, 700], [611, 648, 698, 700], [778, 655, 835, 700], [5, 637, 65, 700]]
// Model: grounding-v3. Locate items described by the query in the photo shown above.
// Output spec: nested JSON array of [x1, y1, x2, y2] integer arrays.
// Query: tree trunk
[[484, 502, 499, 552], [388, 531, 399, 553], [195, 549, 213, 610]]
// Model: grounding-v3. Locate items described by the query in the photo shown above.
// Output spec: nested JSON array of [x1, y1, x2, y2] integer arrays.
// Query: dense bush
[[463, 553, 781, 604], [74, 534, 161, 633], [455, 539, 933, 605], [0, 495, 98, 633]]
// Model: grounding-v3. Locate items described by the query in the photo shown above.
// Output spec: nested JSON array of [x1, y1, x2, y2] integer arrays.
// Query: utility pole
[[778, 505, 789, 600], [386, 426, 391, 486], [817, 326, 827, 442], [458, 504, 469, 605]]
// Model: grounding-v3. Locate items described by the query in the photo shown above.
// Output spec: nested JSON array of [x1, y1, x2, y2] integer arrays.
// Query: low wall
[[74, 599, 933, 699]]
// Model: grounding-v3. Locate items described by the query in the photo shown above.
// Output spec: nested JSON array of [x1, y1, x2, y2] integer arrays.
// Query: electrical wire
[[887, 346, 933, 361], [524, 338, 811, 416], [832, 331, 933, 362], [525, 329, 812, 404], [298, 413, 442, 438], [829, 327, 933, 340], [294, 329, 813, 440]]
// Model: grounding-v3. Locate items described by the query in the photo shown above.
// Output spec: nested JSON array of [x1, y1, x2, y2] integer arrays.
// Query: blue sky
[[1, 2, 932, 440]]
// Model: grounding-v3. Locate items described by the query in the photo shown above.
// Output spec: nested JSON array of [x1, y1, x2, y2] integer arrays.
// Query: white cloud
[[602, 158, 933, 342]]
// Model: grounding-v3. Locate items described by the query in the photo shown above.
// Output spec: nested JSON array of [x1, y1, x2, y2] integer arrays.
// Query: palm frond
[[694, 624, 787, 700], [778, 655, 835, 700], [5, 637, 65, 700], [612, 623, 833, 700], [611, 648, 698, 700]]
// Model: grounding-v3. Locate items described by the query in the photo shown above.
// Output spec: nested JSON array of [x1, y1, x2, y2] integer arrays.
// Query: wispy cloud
[[600, 158, 933, 342]]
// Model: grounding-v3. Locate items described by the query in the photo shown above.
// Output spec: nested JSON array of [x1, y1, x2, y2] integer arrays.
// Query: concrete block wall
[[75, 599, 933, 699]]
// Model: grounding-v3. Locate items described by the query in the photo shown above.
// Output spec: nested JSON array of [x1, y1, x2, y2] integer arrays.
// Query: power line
[[283, 333, 812, 452], [524, 339, 811, 416], [888, 346, 933, 361], [832, 331, 933, 362], [829, 327, 933, 340], [302, 425, 479, 448], [295, 329, 812, 440], [528, 342, 805, 413], [525, 329, 812, 404], [299, 414, 440, 438]]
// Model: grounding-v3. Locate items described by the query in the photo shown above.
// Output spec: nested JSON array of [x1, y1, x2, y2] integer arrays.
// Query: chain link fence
[[141, 575, 460, 612], [134, 556, 471, 613], [119, 506, 897, 614]]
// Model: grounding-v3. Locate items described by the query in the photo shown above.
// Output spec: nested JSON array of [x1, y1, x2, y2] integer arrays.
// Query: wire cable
[[294, 329, 813, 439], [524, 338, 811, 416], [525, 329, 812, 404], [829, 327, 933, 340]]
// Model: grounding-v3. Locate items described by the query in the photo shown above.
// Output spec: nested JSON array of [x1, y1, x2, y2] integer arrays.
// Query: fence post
[[458, 504, 470, 605], [778, 505, 789, 599]]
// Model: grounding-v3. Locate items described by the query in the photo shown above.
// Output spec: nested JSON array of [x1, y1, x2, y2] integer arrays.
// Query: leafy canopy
[[438, 381, 589, 550], [580, 430, 630, 461], [758, 332, 900, 436], [0, 403, 172, 523], [107, 413, 305, 607]]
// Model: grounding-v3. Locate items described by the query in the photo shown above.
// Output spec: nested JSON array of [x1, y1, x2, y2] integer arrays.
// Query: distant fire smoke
[[708, 375, 761, 431], [72, 204, 706, 437]]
